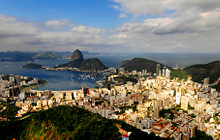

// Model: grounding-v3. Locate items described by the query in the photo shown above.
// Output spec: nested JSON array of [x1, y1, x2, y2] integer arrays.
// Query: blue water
[[1, 53, 220, 90], [0, 59, 104, 91]]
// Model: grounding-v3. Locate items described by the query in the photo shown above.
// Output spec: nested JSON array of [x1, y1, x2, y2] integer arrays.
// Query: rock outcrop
[[70, 49, 84, 62], [56, 49, 107, 72]]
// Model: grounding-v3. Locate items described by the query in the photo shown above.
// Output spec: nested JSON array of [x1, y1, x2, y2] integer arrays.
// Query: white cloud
[[72, 25, 105, 34], [113, 0, 220, 16], [113, 5, 120, 10], [113, 0, 168, 16], [45, 19, 72, 29], [0, 14, 38, 37], [119, 13, 127, 18], [0, 14, 17, 22], [113, 0, 220, 35], [1, 0, 220, 55]]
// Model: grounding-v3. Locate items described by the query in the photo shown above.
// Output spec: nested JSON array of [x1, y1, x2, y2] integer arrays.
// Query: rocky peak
[[71, 49, 84, 62]]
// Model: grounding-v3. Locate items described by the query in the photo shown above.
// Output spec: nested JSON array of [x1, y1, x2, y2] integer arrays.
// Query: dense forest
[[0, 105, 166, 140]]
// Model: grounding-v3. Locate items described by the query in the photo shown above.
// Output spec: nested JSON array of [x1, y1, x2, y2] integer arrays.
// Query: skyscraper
[[203, 78, 209, 85], [156, 64, 160, 76], [165, 68, 171, 78], [181, 96, 189, 110]]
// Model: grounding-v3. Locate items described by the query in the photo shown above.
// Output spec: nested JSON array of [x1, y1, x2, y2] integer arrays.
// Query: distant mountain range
[[0, 51, 62, 61], [0, 51, 36, 61], [56, 49, 107, 72], [33, 52, 62, 60], [0, 51, 101, 62]]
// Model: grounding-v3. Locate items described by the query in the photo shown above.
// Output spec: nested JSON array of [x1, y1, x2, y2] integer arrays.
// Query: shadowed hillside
[[120, 58, 167, 73], [0, 106, 167, 140], [56, 49, 107, 72], [184, 61, 220, 83]]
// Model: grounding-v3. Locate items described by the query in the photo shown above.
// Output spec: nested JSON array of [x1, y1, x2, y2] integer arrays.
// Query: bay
[[1, 53, 220, 91], [0, 59, 103, 91]]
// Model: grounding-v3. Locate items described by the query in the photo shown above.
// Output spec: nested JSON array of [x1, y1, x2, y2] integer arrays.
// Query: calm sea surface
[[0, 59, 104, 91]]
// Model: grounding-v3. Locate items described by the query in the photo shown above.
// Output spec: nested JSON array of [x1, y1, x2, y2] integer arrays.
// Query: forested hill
[[184, 61, 220, 83], [0, 105, 166, 140], [120, 58, 167, 73]]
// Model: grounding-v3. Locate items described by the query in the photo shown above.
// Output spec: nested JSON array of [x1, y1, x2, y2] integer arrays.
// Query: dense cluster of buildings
[[0, 75, 40, 101], [0, 67, 220, 140]]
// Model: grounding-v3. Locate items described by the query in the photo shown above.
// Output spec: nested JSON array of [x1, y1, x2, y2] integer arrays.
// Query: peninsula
[[23, 49, 107, 73], [53, 49, 107, 72]]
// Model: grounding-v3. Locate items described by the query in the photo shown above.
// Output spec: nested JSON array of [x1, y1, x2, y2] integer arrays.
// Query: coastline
[[21, 82, 48, 91], [23, 65, 106, 74]]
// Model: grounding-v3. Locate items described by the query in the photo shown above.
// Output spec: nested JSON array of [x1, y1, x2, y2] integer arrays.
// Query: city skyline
[[0, 0, 220, 53]]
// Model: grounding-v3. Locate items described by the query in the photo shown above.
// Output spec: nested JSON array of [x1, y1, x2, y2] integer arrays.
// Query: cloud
[[0, 14, 38, 39], [119, 13, 127, 18], [113, 0, 220, 16], [113, 0, 220, 35], [45, 19, 72, 29], [71, 25, 105, 34], [0, 0, 220, 55], [113, 0, 167, 16], [113, 5, 120, 10]]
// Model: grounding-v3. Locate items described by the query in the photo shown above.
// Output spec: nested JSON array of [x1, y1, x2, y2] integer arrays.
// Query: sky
[[0, 0, 220, 53]]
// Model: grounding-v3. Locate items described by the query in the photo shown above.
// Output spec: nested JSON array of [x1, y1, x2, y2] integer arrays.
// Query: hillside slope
[[0, 106, 167, 140], [56, 49, 107, 71], [120, 58, 166, 73], [184, 61, 220, 83], [0, 106, 121, 140]]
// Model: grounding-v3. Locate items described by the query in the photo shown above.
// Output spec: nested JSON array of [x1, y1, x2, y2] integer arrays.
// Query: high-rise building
[[195, 103, 205, 113], [82, 86, 89, 96], [162, 69, 165, 77], [165, 68, 171, 78], [181, 96, 189, 110], [15, 76, 20, 86], [156, 64, 160, 76], [152, 100, 159, 118], [8, 86, 21, 97], [203, 78, 209, 85], [176, 94, 181, 105]]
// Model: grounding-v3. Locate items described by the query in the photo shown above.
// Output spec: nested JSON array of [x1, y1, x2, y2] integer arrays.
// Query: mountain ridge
[[56, 49, 107, 72], [120, 58, 167, 73], [184, 61, 220, 83]]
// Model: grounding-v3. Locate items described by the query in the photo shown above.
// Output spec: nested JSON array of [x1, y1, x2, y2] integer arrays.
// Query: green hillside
[[170, 70, 189, 80], [184, 61, 220, 83], [120, 58, 167, 73], [0, 106, 166, 140]]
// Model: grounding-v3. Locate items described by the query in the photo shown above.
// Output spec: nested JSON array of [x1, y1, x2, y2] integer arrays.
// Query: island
[[22, 63, 44, 69]]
